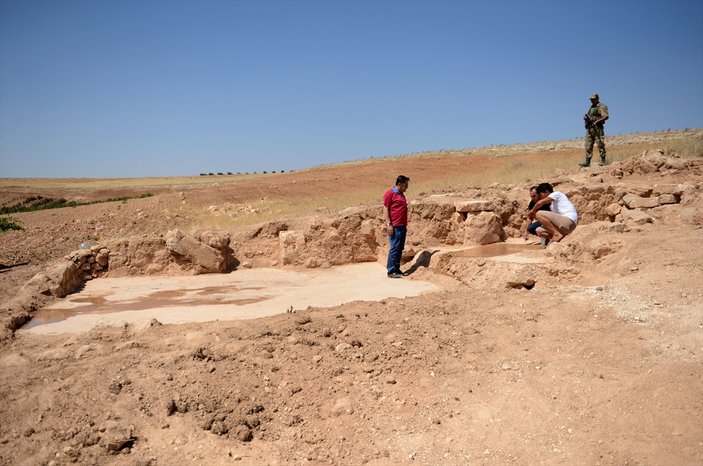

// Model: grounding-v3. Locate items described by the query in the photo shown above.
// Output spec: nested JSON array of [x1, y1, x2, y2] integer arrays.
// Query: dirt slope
[[0, 132, 702, 465]]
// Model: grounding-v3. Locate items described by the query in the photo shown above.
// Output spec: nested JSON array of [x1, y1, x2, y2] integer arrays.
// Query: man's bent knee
[[535, 212, 548, 222]]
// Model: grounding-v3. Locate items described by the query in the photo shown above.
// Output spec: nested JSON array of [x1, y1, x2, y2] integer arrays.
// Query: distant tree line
[[199, 170, 293, 176], [0, 193, 153, 215]]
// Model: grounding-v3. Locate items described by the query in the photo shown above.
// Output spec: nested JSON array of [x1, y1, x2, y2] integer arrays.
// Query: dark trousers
[[527, 221, 541, 235], [386, 226, 407, 273]]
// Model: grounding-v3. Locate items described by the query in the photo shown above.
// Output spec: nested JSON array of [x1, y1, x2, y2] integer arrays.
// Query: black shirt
[[529, 199, 552, 212]]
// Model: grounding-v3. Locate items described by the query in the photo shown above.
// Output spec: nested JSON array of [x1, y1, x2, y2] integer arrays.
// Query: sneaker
[[387, 272, 403, 278], [540, 237, 550, 248]]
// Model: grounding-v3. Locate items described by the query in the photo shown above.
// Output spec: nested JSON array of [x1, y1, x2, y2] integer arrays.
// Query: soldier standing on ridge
[[580, 92, 609, 167]]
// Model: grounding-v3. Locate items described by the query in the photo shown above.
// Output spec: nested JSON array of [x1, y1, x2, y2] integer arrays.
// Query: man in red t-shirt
[[383, 175, 410, 278]]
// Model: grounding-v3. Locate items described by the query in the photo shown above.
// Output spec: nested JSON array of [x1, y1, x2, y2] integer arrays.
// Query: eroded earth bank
[[0, 148, 702, 465]]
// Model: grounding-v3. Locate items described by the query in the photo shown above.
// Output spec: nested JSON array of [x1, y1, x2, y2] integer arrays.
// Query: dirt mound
[[0, 145, 702, 465]]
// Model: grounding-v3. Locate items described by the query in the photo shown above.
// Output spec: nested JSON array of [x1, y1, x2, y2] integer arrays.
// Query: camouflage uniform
[[584, 101, 608, 165]]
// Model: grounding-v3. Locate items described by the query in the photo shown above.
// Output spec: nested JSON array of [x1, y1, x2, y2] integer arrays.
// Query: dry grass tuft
[[662, 133, 703, 159]]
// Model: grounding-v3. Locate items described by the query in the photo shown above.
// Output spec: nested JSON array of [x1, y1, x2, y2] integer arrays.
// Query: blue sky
[[1, 0, 702, 178]]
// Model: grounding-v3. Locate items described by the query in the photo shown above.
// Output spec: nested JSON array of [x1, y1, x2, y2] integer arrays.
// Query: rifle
[[584, 113, 597, 129], [584, 113, 599, 135]]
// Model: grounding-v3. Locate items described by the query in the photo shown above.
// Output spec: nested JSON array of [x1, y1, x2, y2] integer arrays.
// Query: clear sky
[[1, 0, 702, 178]]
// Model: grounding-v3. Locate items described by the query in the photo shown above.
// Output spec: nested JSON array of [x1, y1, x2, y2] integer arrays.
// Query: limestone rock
[[455, 199, 494, 213], [23, 272, 54, 296], [412, 198, 456, 221], [653, 184, 686, 196], [102, 421, 136, 452], [622, 194, 660, 209], [605, 203, 622, 218], [680, 207, 703, 226], [658, 194, 677, 205], [95, 248, 110, 267], [196, 231, 231, 251], [463, 212, 505, 245], [24, 259, 83, 298], [165, 229, 227, 274], [621, 208, 654, 225], [279, 230, 306, 265], [506, 278, 536, 290]]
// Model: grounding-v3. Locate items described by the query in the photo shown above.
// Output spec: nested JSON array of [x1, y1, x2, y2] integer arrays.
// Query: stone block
[[658, 194, 677, 205], [166, 229, 227, 273], [455, 200, 494, 213], [653, 184, 685, 196], [622, 194, 660, 209], [621, 209, 654, 225], [463, 211, 504, 244], [279, 230, 306, 265], [605, 203, 621, 217]]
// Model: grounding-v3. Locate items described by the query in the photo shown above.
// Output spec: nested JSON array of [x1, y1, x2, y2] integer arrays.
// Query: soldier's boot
[[598, 157, 607, 166], [579, 156, 591, 168]]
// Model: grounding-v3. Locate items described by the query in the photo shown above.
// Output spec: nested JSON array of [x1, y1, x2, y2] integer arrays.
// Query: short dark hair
[[529, 185, 538, 192], [536, 183, 553, 194], [396, 175, 410, 185]]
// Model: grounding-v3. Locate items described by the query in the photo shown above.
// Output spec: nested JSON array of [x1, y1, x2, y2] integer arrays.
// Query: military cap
[[590, 93, 599, 99]]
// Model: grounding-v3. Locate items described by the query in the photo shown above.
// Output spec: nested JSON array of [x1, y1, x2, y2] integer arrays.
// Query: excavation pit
[[20, 262, 440, 335]]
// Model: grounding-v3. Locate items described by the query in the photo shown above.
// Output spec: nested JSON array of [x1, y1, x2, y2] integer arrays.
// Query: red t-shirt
[[383, 188, 408, 226]]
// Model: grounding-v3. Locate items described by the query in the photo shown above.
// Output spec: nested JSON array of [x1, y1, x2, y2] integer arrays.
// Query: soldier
[[580, 93, 609, 167]]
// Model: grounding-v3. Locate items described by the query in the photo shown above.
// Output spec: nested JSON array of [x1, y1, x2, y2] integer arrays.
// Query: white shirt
[[548, 191, 578, 224]]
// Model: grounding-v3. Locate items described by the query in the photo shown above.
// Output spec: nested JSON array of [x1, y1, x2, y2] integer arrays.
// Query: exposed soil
[[0, 131, 702, 465]]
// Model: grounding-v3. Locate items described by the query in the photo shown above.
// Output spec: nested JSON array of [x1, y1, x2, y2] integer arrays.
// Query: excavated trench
[[20, 242, 544, 335], [9, 150, 700, 337]]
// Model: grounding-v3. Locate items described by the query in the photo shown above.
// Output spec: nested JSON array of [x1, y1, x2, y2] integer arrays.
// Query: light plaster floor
[[21, 262, 440, 335]]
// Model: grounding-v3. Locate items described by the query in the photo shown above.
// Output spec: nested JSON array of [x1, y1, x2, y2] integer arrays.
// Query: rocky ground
[[0, 131, 702, 465]]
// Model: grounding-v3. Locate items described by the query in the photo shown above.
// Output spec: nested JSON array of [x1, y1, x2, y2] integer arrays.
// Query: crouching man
[[527, 183, 578, 245]]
